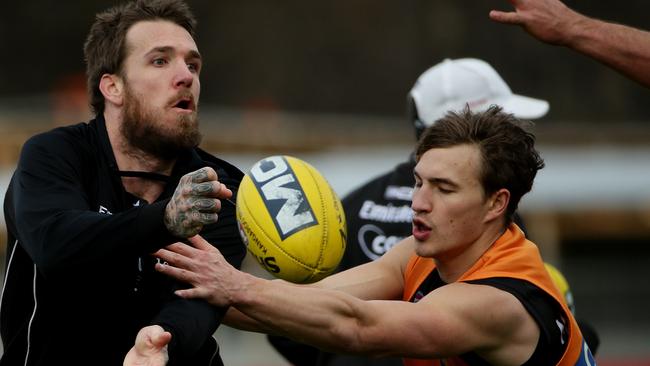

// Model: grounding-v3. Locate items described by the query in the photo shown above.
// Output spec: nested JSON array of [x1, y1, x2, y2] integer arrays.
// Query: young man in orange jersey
[[155, 106, 597, 365]]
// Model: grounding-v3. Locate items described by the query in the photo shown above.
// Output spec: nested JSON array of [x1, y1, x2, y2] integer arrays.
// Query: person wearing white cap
[[409, 58, 549, 138], [265, 58, 551, 366], [490, 0, 650, 88]]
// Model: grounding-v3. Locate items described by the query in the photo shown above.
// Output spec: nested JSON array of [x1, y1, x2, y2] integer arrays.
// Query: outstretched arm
[[154, 236, 539, 362], [490, 0, 650, 87], [156, 234, 411, 333]]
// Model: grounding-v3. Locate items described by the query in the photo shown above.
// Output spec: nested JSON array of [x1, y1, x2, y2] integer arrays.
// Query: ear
[[484, 188, 510, 223], [99, 73, 124, 107]]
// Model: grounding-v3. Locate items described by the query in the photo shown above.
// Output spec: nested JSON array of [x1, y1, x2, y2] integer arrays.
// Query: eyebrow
[[414, 171, 460, 189], [145, 46, 202, 61], [430, 178, 460, 189]]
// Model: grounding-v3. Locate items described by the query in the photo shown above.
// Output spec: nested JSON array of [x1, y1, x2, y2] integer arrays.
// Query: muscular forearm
[[223, 307, 273, 333], [229, 273, 372, 354], [566, 16, 650, 88]]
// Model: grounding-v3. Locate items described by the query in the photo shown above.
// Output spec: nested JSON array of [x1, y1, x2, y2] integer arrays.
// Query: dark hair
[[83, 0, 197, 115], [415, 105, 545, 224]]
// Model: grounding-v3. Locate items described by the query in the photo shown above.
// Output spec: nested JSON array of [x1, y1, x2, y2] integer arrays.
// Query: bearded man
[[0, 1, 244, 365]]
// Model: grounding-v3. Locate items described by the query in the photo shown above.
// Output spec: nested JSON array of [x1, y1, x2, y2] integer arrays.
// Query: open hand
[[155, 235, 240, 307]]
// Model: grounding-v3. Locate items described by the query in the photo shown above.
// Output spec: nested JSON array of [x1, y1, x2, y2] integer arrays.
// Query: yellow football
[[236, 155, 347, 283]]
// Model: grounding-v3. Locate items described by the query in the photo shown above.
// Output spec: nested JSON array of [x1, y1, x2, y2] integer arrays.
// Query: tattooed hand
[[164, 167, 233, 238]]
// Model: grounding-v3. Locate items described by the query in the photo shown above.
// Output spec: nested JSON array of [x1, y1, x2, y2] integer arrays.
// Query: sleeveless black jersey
[[408, 269, 567, 365]]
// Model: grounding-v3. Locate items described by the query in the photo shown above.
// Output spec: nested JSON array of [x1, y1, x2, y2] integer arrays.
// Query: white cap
[[409, 58, 549, 127]]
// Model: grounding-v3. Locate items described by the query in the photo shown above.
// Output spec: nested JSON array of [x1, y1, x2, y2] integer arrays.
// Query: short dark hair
[[83, 0, 197, 115], [415, 105, 545, 224]]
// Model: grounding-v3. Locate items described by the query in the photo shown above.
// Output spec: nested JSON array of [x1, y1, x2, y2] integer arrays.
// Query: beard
[[120, 82, 202, 161]]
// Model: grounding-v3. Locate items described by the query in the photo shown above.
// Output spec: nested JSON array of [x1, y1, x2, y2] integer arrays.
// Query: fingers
[[184, 168, 233, 198], [182, 168, 232, 197], [151, 331, 172, 349], [156, 261, 215, 303], [156, 242, 196, 259], [136, 325, 171, 349], [174, 288, 203, 300], [197, 212, 219, 225], [174, 286, 220, 304], [144, 326, 172, 349], [155, 260, 195, 283], [489, 10, 521, 24], [187, 234, 215, 251], [190, 181, 218, 196], [194, 199, 220, 213], [155, 237, 233, 307], [189, 183, 231, 203], [218, 183, 233, 199], [489, 0, 528, 24], [154, 236, 216, 264], [187, 167, 218, 183], [154, 239, 214, 280], [165, 167, 232, 238], [188, 181, 231, 197]]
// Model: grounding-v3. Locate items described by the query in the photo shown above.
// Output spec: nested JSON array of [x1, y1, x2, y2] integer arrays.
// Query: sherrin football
[[236, 155, 347, 283]]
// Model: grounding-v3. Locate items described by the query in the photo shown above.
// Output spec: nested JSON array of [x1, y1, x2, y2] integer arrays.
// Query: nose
[[173, 61, 194, 88], [411, 187, 432, 214]]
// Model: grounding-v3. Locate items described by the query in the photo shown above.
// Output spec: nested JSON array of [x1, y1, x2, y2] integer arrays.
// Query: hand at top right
[[489, 0, 584, 46]]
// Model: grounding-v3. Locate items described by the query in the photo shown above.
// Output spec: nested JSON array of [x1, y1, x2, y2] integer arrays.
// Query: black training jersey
[[1, 116, 245, 366], [337, 158, 415, 271]]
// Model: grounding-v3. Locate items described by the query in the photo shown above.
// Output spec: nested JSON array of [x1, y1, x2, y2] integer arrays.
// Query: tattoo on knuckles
[[192, 169, 209, 182], [180, 200, 194, 212], [166, 169, 222, 237], [192, 182, 214, 195], [194, 199, 216, 211], [200, 212, 217, 224]]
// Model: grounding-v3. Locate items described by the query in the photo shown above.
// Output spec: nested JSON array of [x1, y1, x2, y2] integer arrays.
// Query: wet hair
[[83, 0, 196, 115], [415, 105, 545, 224]]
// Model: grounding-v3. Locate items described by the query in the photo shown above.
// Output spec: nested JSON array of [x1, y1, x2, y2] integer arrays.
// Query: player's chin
[[414, 243, 437, 258], [412, 233, 439, 254]]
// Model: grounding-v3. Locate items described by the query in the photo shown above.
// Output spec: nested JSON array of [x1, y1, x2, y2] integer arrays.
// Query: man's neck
[[435, 223, 506, 284], [105, 111, 175, 203]]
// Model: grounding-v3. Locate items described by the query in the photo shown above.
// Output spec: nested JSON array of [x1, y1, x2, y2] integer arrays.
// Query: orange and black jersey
[[408, 270, 567, 365], [402, 225, 596, 366]]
